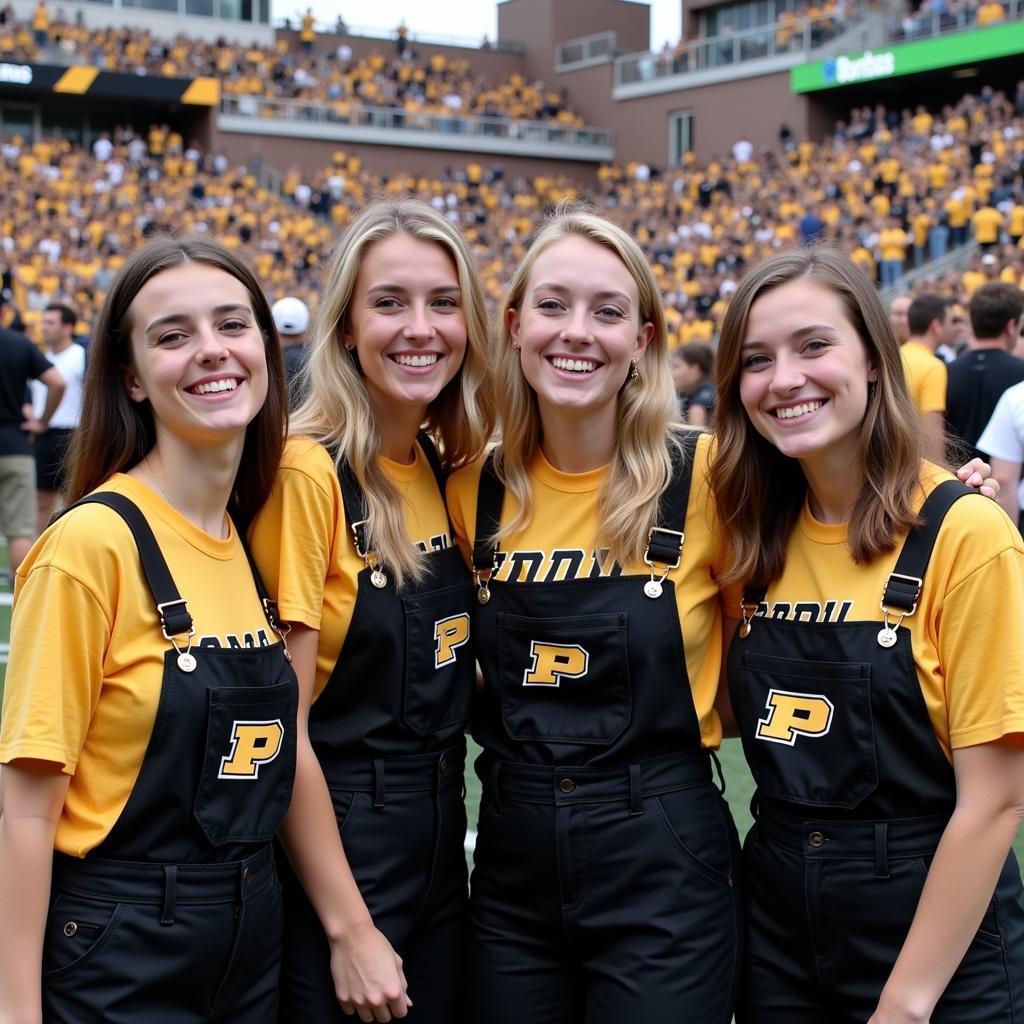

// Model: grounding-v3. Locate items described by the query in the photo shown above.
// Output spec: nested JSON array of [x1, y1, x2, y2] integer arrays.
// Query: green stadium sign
[[791, 21, 1024, 93]]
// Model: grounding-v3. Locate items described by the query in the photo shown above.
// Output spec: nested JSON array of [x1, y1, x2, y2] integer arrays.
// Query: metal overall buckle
[[642, 526, 683, 600], [157, 598, 198, 673], [877, 573, 922, 648], [351, 518, 387, 588]]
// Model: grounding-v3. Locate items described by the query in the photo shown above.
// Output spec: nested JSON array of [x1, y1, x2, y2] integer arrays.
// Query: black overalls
[[279, 437, 474, 1024], [41, 493, 298, 1024], [467, 436, 742, 1024], [729, 481, 1024, 1023]]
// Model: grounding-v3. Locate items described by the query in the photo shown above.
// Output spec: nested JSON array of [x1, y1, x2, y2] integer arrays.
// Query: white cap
[[272, 296, 310, 336]]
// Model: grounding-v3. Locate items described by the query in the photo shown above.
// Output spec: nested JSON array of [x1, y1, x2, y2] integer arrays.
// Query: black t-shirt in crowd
[[945, 347, 1024, 462], [0, 327, 53, 456]]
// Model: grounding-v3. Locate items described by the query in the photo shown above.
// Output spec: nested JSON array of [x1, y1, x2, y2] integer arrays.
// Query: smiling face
[[739, 278, 877, 470], [344, 232, 467, 419], [123, 262, 268, 450], [510, 234, 652, 423]]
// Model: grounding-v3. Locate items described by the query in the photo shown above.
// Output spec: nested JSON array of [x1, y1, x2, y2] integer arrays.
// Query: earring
[[513, 344, 521, 352], [629, 360, 640, 383], [867, 380, 877, 401]]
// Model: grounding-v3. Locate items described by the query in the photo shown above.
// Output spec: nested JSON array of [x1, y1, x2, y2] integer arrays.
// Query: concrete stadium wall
[[216, 130, 604, 185]]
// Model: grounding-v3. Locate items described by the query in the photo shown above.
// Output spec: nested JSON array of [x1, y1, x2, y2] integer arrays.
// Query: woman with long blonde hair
[[713, 247, 1024, 1023], [446, 206, 743, 1022], [250, 198, 493, 1023]]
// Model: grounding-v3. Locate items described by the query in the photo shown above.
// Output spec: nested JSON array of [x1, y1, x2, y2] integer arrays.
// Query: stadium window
[[668, 110, 694, 166], [186, 0, 214, 15], [218, 0, 250, 18], [258, 0, 270, 24], [122, 0, 180, 10], [1, 105, 36, 144]]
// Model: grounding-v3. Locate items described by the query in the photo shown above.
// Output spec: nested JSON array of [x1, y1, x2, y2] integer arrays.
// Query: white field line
[[464, 829, 477, 853], [0, 593, 11, 606]]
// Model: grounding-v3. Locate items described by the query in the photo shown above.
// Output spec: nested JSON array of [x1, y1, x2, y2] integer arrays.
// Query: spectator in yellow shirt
[[972, 204, 1004, 251], [878, 217, 909, 287], [903, 293, 955, 461], [976, 0, 1006, 26]]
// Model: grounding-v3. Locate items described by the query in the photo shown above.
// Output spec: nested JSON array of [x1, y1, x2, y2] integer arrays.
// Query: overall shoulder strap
[[882, 479, 975, 614], [416, 431, 456, 542], [646, 429, 703, 567], [59, 493, 193, 638], [472, 448, 505, 573], [334, 454, 371, 557]]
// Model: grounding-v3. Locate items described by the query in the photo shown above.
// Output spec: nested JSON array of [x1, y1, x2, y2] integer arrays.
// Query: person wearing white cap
[[272, 296, 311, 407]]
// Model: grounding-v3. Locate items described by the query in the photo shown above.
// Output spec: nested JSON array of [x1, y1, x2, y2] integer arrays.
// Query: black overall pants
[[42, 493, 298, 1024], [729, 481, 1024, 1023], [467, 434, 742, 1024], [279, 437, 474, 1024]]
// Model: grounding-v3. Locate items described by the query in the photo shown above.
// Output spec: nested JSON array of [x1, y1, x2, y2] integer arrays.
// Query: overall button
[[807, 831, 825, 848], [242, 868, 253, 885], [559, 778, 576, 794], [63, 921, 78, 937]]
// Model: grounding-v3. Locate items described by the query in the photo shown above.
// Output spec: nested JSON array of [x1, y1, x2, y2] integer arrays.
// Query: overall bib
[[41, 493, 298, 1024], [730, 481, 1024, 1023], [279, 437, 474, 1024], [467, 434, 742, 1024]]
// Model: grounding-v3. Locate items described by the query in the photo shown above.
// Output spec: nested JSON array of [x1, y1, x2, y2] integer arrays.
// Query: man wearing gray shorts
[[0, 299, 64, 571]]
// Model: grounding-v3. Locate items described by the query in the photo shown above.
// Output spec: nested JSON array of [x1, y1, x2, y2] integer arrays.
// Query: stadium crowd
[[0, 62, 1021, 350], [1, 5, 584, 125]]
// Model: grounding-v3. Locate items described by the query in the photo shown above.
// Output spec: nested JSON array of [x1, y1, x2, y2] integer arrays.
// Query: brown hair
[[969, 282, 1024, 341], [64, 236, 286, 532], [712, 247, 922, 587]]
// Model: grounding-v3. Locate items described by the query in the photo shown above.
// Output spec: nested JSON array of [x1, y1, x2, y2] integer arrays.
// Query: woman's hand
[[330, 920, 411, 1022], [956, 457, 999, 499]]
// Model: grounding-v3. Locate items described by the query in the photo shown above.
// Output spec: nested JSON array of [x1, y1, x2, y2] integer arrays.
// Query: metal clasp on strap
[[473, 549, 501, 605], [156, 598, 197, 671], [877, 572, 923, 648], [642, 526, 683, 599], [350, 518, 387, 587], [263, 598, 293, 662], [739, 596, 759, 639]]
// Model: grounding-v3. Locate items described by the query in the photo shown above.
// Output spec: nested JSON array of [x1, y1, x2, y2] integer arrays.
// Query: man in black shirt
[[0, 309, 64, 570], [945, 282, 1024, 463]]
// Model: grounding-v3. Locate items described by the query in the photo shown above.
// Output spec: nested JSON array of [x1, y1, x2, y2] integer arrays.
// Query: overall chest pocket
[[497, 612, 631, 746], [402, 582, 475, 736], [194, 680, 298, 846], [736, 651, 878, 810]]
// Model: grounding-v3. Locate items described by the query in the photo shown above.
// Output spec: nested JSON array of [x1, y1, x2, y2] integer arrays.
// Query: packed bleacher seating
[[0, 8, 583, 125], [1, 83, 1022, 350]]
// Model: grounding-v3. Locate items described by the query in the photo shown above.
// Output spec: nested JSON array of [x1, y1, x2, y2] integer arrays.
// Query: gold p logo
[[523, 642, 589, 687], [434, 614, 470, 668], [756, 689, 833, 746], [218, 719, 285, 779]]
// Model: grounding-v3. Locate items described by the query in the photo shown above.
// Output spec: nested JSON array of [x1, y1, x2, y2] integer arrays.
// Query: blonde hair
[[291, 198, 494, 588], [712, 247, 922, 587], [493, 205, 682, 569]]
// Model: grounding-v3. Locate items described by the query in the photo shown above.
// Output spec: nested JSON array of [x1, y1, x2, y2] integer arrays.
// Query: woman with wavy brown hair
[[0, 236, 295, 1023], [713, 246, 1024, 1024]]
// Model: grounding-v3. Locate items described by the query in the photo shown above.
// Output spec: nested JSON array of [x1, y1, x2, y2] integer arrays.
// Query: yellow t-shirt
[[0, 475, 280, 856], [901, 340, 948, 415], [446, 432, 727, 748], [249, 437, 451, 701], [737, 467, 1024, 757], [972, 206, 1004, 244]]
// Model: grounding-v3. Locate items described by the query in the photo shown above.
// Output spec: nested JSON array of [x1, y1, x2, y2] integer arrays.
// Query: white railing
[[275, 19, 522, 53], [556, 31, 616, 70], [221, 95, 613, 150], [886, 0, 1022, 43], [614, 7, 864, 85]]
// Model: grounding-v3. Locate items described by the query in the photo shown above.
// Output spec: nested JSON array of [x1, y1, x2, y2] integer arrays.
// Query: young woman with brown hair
[[0, 236, 296, 1023], [713, 247, 1024, 1024]]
